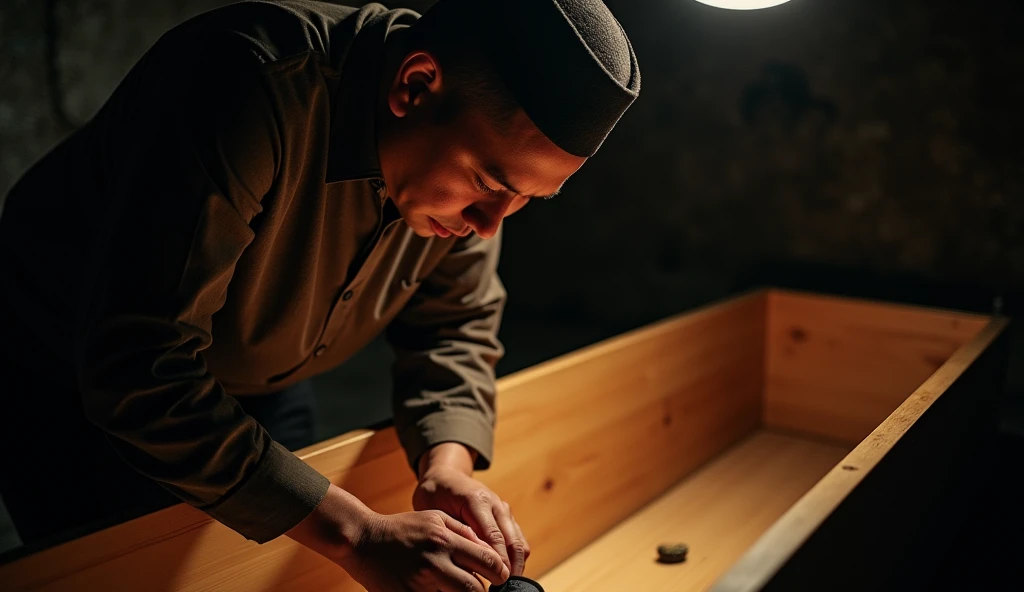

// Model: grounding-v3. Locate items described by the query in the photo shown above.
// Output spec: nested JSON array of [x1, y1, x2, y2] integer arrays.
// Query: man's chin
[[410, 218, 437, 238], [391, 208, 431, 237]]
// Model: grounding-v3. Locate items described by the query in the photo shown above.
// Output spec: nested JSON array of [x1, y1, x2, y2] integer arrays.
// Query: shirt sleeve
[[385, 226, 508, 474], [74, 34, 329, 543]]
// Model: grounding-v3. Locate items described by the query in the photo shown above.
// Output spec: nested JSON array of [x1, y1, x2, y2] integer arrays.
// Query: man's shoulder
[[172, 0, 408, 65]]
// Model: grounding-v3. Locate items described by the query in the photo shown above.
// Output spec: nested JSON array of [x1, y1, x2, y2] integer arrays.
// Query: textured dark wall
[[501, 0, 1024, 327], [2, 0, 1021, 328], [0, 0, 225, 195]]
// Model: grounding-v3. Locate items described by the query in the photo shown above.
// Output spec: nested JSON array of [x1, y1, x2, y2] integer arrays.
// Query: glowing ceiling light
[[693, 0, 793, 9]]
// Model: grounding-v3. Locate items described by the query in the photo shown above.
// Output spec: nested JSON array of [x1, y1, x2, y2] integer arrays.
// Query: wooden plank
[[0, 429, 416, 592], [538, 431, 850, 592], [712, 316, 1010, 592], [0, 290, 768, 591], [763, 289, 991, 443]]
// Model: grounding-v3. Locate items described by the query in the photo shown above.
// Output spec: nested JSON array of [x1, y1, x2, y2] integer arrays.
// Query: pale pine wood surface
[[0, 291, 767, 591], [763, 290, 990, 443], [538, 430, 850, 592]]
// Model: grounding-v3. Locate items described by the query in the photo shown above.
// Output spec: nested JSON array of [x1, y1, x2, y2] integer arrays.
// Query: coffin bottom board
[[538, 430, 850, 591]]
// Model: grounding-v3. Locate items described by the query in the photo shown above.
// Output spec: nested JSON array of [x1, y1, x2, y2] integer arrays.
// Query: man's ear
[[388, 50, 443, 118]]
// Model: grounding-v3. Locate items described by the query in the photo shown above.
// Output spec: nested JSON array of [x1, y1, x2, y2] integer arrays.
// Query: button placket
[[310, 182, 393, 358], [316, 216, 403, 352]]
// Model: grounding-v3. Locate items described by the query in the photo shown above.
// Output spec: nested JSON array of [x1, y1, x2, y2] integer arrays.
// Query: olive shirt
[[0, 0, 506, 543]]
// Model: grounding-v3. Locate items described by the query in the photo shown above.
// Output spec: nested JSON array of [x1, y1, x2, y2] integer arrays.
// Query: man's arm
[[73, 34, 329, 543], [283, 224, 517, 586], [418, 441, 479, 480], [383, 226, 534, 576], [385, 226, 508, 475]]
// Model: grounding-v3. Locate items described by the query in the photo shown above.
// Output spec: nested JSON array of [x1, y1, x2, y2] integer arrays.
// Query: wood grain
[[538, 431, 850, 592], [0, 291, 768, 591], [763, 289, 991, 443], [712, 316, 1010, 592]]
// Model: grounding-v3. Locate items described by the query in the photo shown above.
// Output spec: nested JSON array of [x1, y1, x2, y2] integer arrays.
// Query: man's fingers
[[442, 512, 485, 546], [507, 502, 531, 563], [433, 559, 488, 592], [494, 501, 528, 576], [463, 495, 512, 572], [447, 528, 510, 586]]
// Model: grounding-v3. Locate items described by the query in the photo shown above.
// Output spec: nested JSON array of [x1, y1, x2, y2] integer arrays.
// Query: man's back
[[0, 0, 428, 392]]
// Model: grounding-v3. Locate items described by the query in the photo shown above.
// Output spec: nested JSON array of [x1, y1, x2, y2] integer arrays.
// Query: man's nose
[[464, 196, 514, 239]]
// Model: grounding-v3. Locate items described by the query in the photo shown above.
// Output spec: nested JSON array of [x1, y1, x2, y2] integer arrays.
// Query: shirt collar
[[326, 8, 417, 184]]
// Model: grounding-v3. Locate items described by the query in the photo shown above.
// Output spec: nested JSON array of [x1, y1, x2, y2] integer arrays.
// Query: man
[[0, 0, 639, 589]]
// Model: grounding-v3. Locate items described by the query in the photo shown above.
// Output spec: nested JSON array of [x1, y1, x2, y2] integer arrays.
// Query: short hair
[[406, 9, 522, 130]]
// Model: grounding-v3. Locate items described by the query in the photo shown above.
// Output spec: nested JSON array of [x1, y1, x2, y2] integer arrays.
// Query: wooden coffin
[[0, 288, 1011, 591]]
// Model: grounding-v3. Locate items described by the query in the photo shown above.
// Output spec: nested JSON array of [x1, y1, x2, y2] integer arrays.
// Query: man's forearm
[[285, 483, 372, 562], [417, 442, 479, 480]]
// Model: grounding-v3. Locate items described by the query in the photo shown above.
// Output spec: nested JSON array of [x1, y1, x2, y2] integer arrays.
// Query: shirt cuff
[[202, 440, 330, 543], [400, 407, 495, 474]]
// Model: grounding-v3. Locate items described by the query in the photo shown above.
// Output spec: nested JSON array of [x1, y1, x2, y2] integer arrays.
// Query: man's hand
[[414, 443, 531, 577], [286, 484, 508, 592]]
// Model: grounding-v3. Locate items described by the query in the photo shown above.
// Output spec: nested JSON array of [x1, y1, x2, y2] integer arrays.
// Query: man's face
[[378, 51, 587, 240]]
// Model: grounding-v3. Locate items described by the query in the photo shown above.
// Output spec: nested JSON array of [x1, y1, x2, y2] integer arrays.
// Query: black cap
[[419, 0, 641, 157]]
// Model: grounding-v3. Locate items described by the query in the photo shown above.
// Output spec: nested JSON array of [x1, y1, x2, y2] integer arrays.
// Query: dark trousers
[[0, 377, 318, 554]]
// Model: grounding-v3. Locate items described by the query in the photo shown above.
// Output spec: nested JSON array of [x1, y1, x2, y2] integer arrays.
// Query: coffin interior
[[0, 289, 993, 592]]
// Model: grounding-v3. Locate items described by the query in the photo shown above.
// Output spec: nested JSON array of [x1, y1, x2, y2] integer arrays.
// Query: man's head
[[376, 0, 641, 239]]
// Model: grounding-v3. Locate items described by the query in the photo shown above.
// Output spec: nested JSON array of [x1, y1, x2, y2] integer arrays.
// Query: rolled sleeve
[[386, 226, 508, 473]]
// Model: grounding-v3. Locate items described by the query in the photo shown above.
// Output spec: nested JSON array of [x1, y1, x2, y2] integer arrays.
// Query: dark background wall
[[3, 0, 1022, 322], [505, 0, 1024, 325], [1, 0, 1022, 559]]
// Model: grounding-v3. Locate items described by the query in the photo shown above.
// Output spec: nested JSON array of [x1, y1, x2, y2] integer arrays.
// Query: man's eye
[[474, 175, 499, 194]]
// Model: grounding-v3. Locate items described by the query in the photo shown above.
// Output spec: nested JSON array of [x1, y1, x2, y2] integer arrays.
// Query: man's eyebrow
[[482, 163, 524, 195], [483, 163, 560, 200]]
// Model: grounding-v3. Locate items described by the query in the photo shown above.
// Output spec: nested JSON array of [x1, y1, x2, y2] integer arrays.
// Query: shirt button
[[342, 290, 354, 301], [314, 345, 327, 357]]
